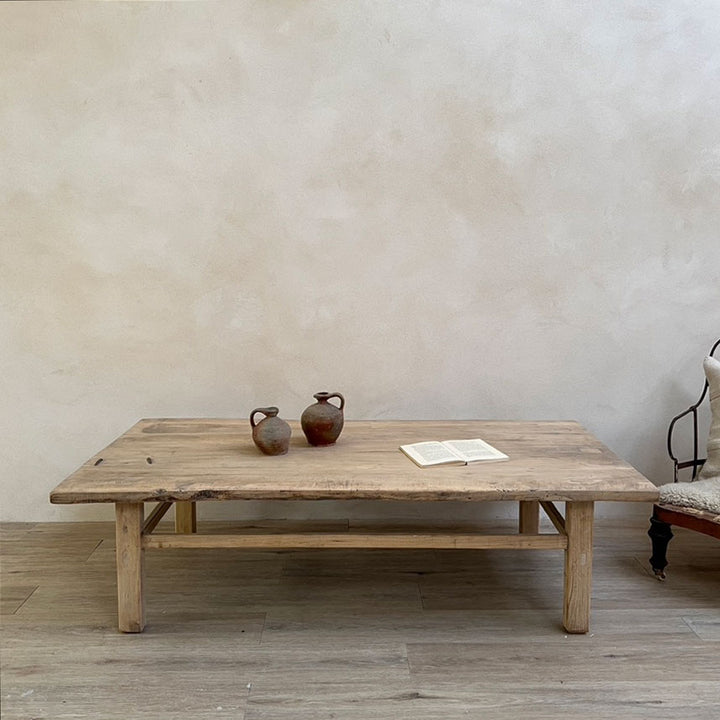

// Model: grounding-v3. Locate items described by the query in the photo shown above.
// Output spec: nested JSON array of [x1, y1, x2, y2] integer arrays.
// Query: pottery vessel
[[301, 392, 345, 446], [250, 407, 291, 455]]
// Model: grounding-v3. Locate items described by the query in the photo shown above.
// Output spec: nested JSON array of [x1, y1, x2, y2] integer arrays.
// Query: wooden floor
[[1, 512, 719, 719]]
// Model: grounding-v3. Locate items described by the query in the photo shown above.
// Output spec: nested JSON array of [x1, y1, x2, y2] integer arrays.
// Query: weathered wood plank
[[406, 639, 720, 681], [115, 503, 145, 633], [540, 500, 567, 534], [174, 501, 197, 533], [563, 501, 594, 633], [244, 679, 720, 720], [260, 607, 698, 647], [49, 420, 658, 504], [142, 502, 172, 535], [519, 500, 539, 534], [143, 532, 567, 550]]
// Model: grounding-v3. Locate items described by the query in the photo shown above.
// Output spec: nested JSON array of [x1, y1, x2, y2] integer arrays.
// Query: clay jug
[[250, 407, 291, 455], [301, 392, 345, 446]]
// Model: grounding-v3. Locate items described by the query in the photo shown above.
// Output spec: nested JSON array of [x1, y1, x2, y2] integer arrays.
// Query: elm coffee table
[[49, 419, 659, 634]]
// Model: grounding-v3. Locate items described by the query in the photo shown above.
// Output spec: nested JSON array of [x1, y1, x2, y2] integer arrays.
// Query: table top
[[49, 419, 659, 504]]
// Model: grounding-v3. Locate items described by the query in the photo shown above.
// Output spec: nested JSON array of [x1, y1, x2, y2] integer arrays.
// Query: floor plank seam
[[9, 585, 40, 615], [258, 613, 268, 647], [85, 538, 106, 562], [681, 615, 702, 641], [680, 614, 720, 641], [413, 575, 424, 613]]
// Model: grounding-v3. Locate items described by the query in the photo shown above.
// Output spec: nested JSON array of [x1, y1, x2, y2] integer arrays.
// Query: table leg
[[563, 501, 594, 634], [115, 502, 145, 632], [175, 501, 197, 533], [519, 500, 540, 534]]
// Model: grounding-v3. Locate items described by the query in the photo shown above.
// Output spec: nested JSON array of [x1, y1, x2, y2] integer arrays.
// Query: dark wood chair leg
[[648, 513, 674, 580]]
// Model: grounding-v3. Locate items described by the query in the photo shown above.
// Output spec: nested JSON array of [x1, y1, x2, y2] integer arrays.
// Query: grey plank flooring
[[1, 518, 718, 719]]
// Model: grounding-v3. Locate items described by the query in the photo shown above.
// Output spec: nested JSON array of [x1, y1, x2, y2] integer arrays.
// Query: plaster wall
[[1, 1, 719, 522]]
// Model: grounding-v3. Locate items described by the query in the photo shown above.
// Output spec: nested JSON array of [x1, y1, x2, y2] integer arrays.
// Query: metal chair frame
[[648, 338, 720, 579], [666, 337, 720, 483]]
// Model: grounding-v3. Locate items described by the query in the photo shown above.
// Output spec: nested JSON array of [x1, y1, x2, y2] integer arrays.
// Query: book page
[[441, 438, 509, 463], [399, 441, 465, 467]]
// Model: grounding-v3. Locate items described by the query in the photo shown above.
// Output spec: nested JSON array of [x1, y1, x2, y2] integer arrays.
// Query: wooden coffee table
[[50, 419, 658, 634]]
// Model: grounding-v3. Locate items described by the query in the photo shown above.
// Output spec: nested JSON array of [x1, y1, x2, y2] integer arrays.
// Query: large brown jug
[[301, 392, 345, 446], [250, 406, 291, 455]]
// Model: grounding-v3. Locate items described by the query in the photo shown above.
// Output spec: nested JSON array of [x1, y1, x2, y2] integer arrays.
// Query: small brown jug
[[301, 392, 345, 446], [250, 407, 291, 455]]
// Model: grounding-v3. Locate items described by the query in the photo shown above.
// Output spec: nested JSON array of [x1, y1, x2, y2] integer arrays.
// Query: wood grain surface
[[142, 531, 568, 551], [2, 517, 718, 719], [654, 503, 720, 538], [50, 419, 658, 504]]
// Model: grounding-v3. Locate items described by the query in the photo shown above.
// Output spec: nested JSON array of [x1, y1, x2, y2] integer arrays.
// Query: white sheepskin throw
[[658, 478, 720, 514], [698, 355, 720, 482]]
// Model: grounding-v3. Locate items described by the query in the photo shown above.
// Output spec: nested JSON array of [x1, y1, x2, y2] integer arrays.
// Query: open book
[[399, 438, 509, 467]]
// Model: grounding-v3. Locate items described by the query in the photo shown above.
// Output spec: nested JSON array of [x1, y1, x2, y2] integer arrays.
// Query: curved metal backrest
[[667, 338, 720, 483]]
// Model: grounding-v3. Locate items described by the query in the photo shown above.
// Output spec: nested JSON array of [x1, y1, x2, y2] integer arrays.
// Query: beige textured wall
[[2, 1, 719, 522]]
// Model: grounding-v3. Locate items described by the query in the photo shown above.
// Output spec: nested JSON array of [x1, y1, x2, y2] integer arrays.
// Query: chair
[[648, 338, 720, 579]]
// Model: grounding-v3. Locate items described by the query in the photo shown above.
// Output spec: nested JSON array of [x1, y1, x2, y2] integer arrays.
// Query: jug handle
[[250, 406, 278, 428], [326, 392, 345, 410]]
